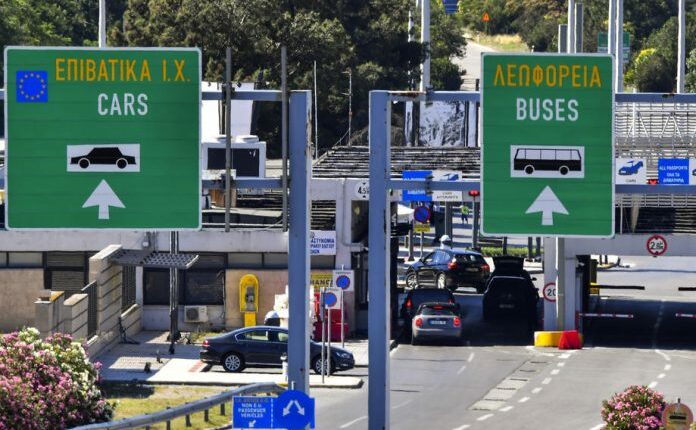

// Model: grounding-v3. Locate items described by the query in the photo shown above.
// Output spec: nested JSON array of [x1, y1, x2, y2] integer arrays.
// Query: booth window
[[143, 253, 225, 306]]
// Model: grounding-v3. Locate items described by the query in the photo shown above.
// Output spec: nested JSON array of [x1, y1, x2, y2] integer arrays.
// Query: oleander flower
[[600, 385, 665, 430]]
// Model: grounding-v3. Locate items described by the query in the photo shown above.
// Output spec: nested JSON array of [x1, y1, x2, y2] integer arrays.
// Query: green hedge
[[480, 246, 541, 258]]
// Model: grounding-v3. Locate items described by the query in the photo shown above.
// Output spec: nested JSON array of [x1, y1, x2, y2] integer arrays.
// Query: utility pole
[[615, 0, 624, 92], [314, 61, 319, 158], [420, 0, 431, 91], [224, 48, 232, 232], [567, 0, 576, 53], [346, 69, 352, 145], [678, 0, 686, 92], [608, 0, 616, 58], [98, 0, 106, 47]]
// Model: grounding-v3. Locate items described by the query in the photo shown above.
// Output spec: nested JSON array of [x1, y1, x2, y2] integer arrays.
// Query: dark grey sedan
[[199, 326, 354, 374]]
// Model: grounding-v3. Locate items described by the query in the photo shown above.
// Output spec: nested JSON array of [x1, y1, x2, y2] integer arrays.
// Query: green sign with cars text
[[481, 54, 614, 237], [4, 47, 201, 229]]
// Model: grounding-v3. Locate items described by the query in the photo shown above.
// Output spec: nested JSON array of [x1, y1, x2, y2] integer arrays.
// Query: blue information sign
[[658, 158, 690, 185], [274, 390, 315, 429], [233, 396, 274, 429], [402, 170, 432, 202], [442, 0, 458, 14]]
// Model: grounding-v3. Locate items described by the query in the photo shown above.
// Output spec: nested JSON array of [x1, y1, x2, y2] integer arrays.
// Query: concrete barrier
[[534, 330, 584, 347]]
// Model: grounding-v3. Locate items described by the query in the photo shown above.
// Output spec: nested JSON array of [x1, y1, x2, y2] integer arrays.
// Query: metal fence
[[69, 382, 285, 430], [121, 266, 136, 311], [81, 281, 97, 339]]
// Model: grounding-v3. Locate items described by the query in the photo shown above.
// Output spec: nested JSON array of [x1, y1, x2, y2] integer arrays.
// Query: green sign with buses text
[[4, 47, 201, 230], [481, 54, 614, 237]]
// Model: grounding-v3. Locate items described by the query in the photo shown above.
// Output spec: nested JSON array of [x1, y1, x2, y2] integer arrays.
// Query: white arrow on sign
[[82, 180, 125, 220], [525, 186, 568, 226], [282, 400, 305, 417]]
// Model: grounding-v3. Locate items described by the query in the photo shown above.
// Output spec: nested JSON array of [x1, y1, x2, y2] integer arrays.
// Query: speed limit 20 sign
[[646, 234, 667, 256], [543, 282, 557, 302]]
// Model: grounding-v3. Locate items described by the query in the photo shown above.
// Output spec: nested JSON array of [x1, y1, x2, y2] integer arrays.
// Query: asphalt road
[[313, 256, 696, 429]]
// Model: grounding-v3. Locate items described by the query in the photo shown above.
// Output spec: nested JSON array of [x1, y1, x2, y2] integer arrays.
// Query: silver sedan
[[411, 303, 463, 345]]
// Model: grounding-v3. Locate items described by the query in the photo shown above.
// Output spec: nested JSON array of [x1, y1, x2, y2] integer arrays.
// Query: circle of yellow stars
[[18, 72, 47, 101]]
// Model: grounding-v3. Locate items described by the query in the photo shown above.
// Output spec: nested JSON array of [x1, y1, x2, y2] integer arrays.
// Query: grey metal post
[[615, 0, 624, 92], [608, 0, 616, 57], [472, 199, 479, 249], [567, 0, 576, 53], [282, 47, 289, 232], [678, 0, 686, 92], [407, 202, 415, 261], [421, 0, 431, 90], [224, 48, 232, 232], [406, 9, 414, 147], [98, 0, 106, 47], [288, 91, 312, 393], [445, 202, 452, 238], [368, 91, 391, 430], [575, 2, 583, 52], [556, 237, 565, 330], [347, 69, 353, 144], [558, 25, 567, 53], [314, 61, 319, 158], [169, 231, 179, 354]]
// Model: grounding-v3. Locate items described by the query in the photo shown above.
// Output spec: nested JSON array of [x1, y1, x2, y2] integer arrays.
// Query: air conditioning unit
[[184, 306, 209, 323]]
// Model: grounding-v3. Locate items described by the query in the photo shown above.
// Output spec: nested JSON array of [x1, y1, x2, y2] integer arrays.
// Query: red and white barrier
[[675, 313, 696, 319]]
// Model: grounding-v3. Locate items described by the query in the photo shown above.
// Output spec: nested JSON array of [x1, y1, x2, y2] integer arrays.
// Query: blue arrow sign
[[233, 396, 274, 428], [274, 390, 315, 429]]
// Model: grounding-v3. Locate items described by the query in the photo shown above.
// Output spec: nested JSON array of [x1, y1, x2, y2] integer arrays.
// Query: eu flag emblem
[[16, 71, 48, 103]]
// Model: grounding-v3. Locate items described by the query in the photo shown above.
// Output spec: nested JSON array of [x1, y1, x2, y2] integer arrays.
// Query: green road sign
[[4, 47, 201, 230], [481, 54, 614, 237], [597, 31, 630, 63]]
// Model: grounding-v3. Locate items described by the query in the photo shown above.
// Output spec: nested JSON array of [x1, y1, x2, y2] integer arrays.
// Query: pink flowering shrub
[[601, 385, 665, 430], [0, 328, 113, 430]]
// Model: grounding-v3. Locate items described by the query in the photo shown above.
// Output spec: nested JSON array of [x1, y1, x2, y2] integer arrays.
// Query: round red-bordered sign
[[543, 282, 557, 302], [646, 234, 668, 256]]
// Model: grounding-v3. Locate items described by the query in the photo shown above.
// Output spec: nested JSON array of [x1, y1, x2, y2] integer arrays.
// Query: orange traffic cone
[[558, 330, 582, 350]]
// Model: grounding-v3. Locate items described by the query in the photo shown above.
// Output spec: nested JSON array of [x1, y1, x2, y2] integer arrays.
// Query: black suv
[[400, 288, 458, 329], [405, 249, 490, 293], [482, 256, 539, 327]]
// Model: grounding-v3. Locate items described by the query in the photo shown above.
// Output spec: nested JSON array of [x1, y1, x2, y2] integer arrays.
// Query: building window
[[143, 253, 225, 306], [45, 252, 88, 295], [143, 269, 171, 305], [7, 252, 42, 268], [263, 253, 288, 268], [311, 255, 335, 269], [228, 253, 263, 268], [0, 252, 7, 267]]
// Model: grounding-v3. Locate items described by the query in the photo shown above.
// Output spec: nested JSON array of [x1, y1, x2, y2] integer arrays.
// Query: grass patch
[[104, 383, 234, 430], [467, 31, 529, 52], [188, 328, 228, 345]]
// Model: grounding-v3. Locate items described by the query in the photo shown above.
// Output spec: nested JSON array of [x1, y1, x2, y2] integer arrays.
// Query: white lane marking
[[519, 396, 530, 403], [557, 362, 566, 367], [657, 373, 666, 379], [500, 406, 514, 412], [467, 352, 475, 362], [665, 364, 672, 371], [649, 381, 658, 389], [542, 377, 552, 385], [589, 424, 605, 430], [340, 416, 367, 428], [392, 400, 413, 410], [452, 425, 471, 430], [559, 353, 570, 359], [477, 414, 494, 421], [457, 365, 467, 375], [532, 387, 542, 394], [655, 350, 671, 362], [551, 369, 560, 375]]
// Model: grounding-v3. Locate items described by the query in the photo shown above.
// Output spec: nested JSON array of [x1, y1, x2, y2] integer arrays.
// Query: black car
[[199, 326, 355, 374], [405, 248, 490, 293], [482, 256, 539, 326], [70, 147, 136, 169], [400, 288, 457, 329]]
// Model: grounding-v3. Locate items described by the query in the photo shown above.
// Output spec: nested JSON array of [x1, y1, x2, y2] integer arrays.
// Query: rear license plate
[[430, 320, 447, 326], [499, 304, 515, 309], [466, 268, 478, 272]]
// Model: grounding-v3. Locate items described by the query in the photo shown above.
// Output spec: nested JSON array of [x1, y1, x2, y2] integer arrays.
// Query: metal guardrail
[[70, 382, 285, 430]]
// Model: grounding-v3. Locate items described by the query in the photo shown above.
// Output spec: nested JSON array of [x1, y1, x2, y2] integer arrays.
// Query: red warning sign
[[646, 234, 667, 257], [482, 11, 491, 22]]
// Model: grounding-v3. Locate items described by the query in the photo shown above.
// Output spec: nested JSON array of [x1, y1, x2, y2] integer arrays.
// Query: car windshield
[[411, 290, 452, 308], [455, 253, 485, 264]]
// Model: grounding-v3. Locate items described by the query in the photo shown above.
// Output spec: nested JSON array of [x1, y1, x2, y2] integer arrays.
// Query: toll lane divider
[[534, 331, 584, 347], [578, 313, 634, 319]]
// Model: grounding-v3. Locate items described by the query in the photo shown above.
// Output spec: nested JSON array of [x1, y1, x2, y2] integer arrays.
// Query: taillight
[[406, 298, 412, 309], [448, 260, 458, 270], [415, 317, 423, 327], [202, 340, 209, 348], [453, 317, 461, 327], [482, 264, 490, 273], [448, 298, 455, 304], [433, 305, 443, 310]]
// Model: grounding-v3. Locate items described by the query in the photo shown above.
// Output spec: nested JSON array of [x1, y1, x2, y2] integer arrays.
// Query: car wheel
[[222, 352, 244, 372], [524, 165, 534, 175], [312, 356, 334, 375], [79, 158, 90, 169], [116, 158, 128, 169], [559, 166, 569, 175], [437, 273, 447, 289], [406, 272, 418, 289]]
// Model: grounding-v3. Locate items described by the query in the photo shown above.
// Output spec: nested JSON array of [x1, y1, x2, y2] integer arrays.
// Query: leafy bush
[[600, 385, 665, 430], [0, 328, 113, 430]]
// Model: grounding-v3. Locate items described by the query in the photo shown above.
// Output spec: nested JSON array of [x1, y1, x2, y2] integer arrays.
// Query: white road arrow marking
[[525, 186, 568, 226], [82, 180, 125, 220], [283, 400, 305, 416]]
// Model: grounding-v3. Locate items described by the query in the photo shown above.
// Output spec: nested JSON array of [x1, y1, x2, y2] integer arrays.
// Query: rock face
[[420, 101, 476, 147]]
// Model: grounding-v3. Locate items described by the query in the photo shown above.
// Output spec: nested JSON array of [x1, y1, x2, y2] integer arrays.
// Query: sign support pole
[[321, 287, 325, 383], [615, 0, 624, 92], [556, 237, 566, 330], [341, 289, 345, 348], [225, 47, 232, 232], [368, 91, 391, 430], [288, 91, 312, 394]]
